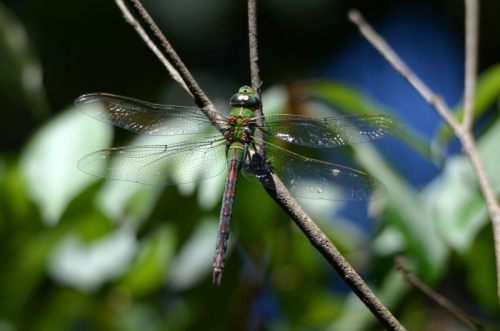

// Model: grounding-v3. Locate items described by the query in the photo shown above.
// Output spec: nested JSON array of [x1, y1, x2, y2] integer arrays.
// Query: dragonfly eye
[[230, 85, 262, 109]]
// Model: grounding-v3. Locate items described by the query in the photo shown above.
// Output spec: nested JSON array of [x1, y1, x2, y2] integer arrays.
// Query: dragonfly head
[[230, 85, 261, 110]]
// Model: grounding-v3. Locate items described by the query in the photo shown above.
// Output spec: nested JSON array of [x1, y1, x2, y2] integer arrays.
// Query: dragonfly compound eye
[[230, 85, 262, 109]]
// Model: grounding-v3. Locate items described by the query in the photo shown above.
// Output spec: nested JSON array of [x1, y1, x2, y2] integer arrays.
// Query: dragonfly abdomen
[[213, 146, 245, 285]]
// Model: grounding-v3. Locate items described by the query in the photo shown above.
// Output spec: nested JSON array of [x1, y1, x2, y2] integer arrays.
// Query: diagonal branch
[[347, 10, 462, 135], [115, 0, 226, 133], [264, 173, 405, 330], [349, 6, 500, 304], [117, 0, 405, 329], [395, 256, 485, 331], [247, 1, 403, 329], [114, 0, 189, 94]]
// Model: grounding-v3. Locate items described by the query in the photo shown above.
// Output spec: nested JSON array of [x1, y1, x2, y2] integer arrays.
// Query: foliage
[[0, 1, 500, 330]]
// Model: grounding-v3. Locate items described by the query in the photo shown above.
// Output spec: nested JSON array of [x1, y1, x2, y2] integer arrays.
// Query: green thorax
[[225, 86, 262, 148]]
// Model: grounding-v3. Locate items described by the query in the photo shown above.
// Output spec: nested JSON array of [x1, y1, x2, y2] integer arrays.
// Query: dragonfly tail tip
[[213, 268, 223, 286]]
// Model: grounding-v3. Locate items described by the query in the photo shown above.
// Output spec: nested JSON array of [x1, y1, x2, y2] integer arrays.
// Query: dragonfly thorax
[[224, 114, 254, 144]]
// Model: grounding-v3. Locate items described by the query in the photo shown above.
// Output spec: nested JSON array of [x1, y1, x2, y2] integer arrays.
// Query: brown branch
[[114, 0, 189, 94], [265, 173, 406, 330], [463, 0, 479, 130], [247, 0, 265, 158], [115, 0, 227, 133], [117, 0, 405, 328], [347, 10, 461, 135], [248, 0, 261, 91], [349, 7, 500, 304], [395, 257, 485, 331], [247, 1, 403, 329]]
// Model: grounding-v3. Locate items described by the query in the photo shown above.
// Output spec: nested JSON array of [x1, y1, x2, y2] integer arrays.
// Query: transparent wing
[[78, 137, 227, 185], [75, 93, 224, 135], [259, 114, 401, 148], [246, 142, 386, 201]]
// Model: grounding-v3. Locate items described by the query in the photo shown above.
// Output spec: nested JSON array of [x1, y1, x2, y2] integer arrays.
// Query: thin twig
[[395, 256, 484, 330], [114, 0, 189, 94], [247, 0, 265, 157], [246, 1, 403, 329], [248, 0, 261, 91], [115, 0, 227, 132], [463, 0, 479, 130], [248, 0, 404, 330], [347, 10, 462, 135], [264, 173, 406, 330], [349, 8, 500, 304]]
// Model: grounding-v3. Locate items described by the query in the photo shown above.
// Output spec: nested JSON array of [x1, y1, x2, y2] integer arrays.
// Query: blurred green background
[[1, 0, 500, 330]]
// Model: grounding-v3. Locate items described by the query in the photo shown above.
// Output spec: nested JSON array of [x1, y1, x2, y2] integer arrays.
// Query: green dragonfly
[[75, 85, 400, 285]]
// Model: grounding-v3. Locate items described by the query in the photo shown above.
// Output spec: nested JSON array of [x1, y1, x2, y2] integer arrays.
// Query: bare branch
[[463, 0, 479, 130], [116, 0, 227, 132], [349, 8, 500, 304], [114, 0, 189, 93], [247, 2, 402, 328], [248, 0, 261, 91], [264, 174, 406, 330], [247, 0, 265, 157], [395, 257, 484, 330], [116, 1, 405, 328], [347, 10, 463, 135]]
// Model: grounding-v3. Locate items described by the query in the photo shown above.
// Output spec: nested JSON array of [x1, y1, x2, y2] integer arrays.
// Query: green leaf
[[465, 227, 498, 312], [21, 109, 112, 225], [120, 224, 175, 296], [423, 156, 486, 252], [425, 117, 500, 252], [434, 64, 500, 151], [354, 143, 449, 281]]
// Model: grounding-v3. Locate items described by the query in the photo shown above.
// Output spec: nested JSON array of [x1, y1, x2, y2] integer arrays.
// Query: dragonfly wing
[[75, 93, 223, 135], [78, 138, 227, 185], [249, 142, 386, 201], [259, 114, 401, 148]]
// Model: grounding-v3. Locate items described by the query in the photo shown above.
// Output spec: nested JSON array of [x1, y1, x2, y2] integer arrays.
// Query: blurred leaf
[[425, 117, 500, 252], [167, 218, 217, 289], [120, 224, 175, 296], [21, 109, 112, 225], [423, 157, 486, 252], [0, 161, 33, 222], [288, 80, 450, 279], [464, 228, 498, 313], [297, 80, 431, 158], [0, 229, 57, 317], [97, 179, 163, 226], [48, 226, 137, 292], [354, 143, 449, 281], [0, 2, 49, 116], [434, 64, 500, 151], [477, 116, 500, 192]]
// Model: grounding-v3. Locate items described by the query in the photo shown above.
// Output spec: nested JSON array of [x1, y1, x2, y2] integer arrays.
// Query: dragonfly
[[75, 85, 400, 285]]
